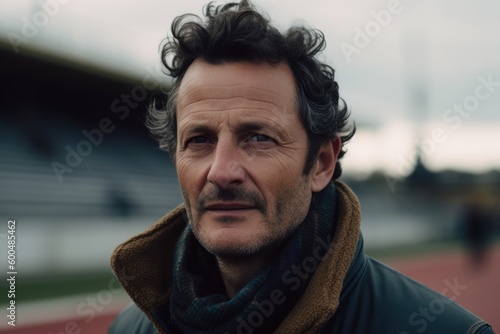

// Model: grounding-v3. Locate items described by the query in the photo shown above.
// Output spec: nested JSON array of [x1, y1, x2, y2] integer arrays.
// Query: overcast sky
[[1, 0, 499, 174]]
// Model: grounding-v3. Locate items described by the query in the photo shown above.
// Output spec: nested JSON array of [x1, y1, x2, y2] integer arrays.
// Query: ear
[[310, 136, 341, 192]]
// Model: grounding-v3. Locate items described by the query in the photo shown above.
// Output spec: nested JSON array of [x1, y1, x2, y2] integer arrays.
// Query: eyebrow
[[181, 121, 265, 135], [178, 124, 215, 141], [234, 121, 266, 134]]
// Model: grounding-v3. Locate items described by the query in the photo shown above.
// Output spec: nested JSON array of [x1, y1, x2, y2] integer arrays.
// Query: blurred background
[[1, 0, 499, 332]]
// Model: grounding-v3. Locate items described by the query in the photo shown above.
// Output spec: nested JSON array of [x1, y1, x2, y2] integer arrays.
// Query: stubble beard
[[181, 177, 311, 259]]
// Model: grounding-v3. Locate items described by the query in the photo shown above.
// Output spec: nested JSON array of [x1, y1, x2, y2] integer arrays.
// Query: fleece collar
[[110, 181, 361, 334]]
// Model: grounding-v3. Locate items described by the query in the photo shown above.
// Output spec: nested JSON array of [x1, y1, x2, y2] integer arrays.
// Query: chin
[[201, 231, 282, 259]]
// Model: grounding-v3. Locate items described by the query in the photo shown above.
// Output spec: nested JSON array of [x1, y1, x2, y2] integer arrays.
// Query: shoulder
[[367, 258, 492, 334], [366, 258, 494, 333], [321, 257, 495, 333], [108, 303, 157, 334]]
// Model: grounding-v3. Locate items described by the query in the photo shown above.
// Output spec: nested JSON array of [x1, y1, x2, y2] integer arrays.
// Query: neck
[[216, 254, 272, 298]]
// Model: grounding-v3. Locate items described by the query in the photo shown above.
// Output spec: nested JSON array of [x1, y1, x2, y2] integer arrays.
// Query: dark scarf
[[170, 183, 337, 334]]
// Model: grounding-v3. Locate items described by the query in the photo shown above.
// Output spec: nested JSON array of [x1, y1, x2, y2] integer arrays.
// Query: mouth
[[204, 202, 256, 211]]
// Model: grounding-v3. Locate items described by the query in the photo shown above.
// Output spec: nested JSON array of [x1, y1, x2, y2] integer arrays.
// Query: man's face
[[175, 59, 315, 257]]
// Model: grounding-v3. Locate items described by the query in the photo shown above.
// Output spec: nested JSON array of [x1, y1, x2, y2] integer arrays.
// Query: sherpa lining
[[110, 204, 186, 332], [110, 181, 361, 334], [275, 181, 361, 333]]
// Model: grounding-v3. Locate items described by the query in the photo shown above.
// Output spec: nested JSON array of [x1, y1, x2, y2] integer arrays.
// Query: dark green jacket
[[109, 182, 494, 334]]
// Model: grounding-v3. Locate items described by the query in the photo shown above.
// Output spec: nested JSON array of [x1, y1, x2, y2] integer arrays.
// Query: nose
[[207, 140, 245, 188]]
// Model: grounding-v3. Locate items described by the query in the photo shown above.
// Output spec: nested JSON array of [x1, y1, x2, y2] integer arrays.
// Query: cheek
[[275, 176, 311, 223], [176, 158, 204, 196], [256, 148, 303, 173], [248, 151, 307, 195], [269, 144, 308, 174], [175, 161, 188, 187], [177, 152, 203, 175], [269, 158, 306, 190]]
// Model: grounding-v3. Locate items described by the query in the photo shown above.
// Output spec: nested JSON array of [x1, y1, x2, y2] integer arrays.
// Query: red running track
[[386, 246, 500, 331], [3, 246, 499, 333]]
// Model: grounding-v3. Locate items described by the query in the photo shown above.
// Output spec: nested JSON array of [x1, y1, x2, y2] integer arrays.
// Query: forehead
[[177, 59, 297, 113]]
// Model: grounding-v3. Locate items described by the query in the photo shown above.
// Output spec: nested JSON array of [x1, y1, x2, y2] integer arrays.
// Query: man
[[109, 1, 494, 333]]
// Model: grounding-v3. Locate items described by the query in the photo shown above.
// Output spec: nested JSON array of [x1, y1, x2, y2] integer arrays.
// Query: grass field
[[1, 270, 118, 304]]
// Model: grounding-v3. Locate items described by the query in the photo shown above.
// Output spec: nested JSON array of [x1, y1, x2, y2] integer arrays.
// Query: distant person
[[463, 203, 493, 268], [108, 1, 495, 333]]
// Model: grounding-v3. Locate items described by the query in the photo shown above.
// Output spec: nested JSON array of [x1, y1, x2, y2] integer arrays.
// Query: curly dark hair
[[148, 0, 355, 180]]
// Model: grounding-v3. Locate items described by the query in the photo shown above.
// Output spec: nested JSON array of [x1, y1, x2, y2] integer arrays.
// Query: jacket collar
[[274, 181, 362, 333], [111, 181, 362, 334]]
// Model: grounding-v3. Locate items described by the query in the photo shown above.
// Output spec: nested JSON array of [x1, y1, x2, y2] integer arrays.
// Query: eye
[[186, 135, 212, 145], [248, 134, 273, 142]]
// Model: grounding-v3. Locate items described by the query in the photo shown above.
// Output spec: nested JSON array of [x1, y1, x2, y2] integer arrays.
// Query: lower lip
[[205, 208, 256, 217]]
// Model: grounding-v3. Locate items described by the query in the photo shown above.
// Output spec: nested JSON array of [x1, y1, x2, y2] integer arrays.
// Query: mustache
[[197, 187, 267, 213]]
